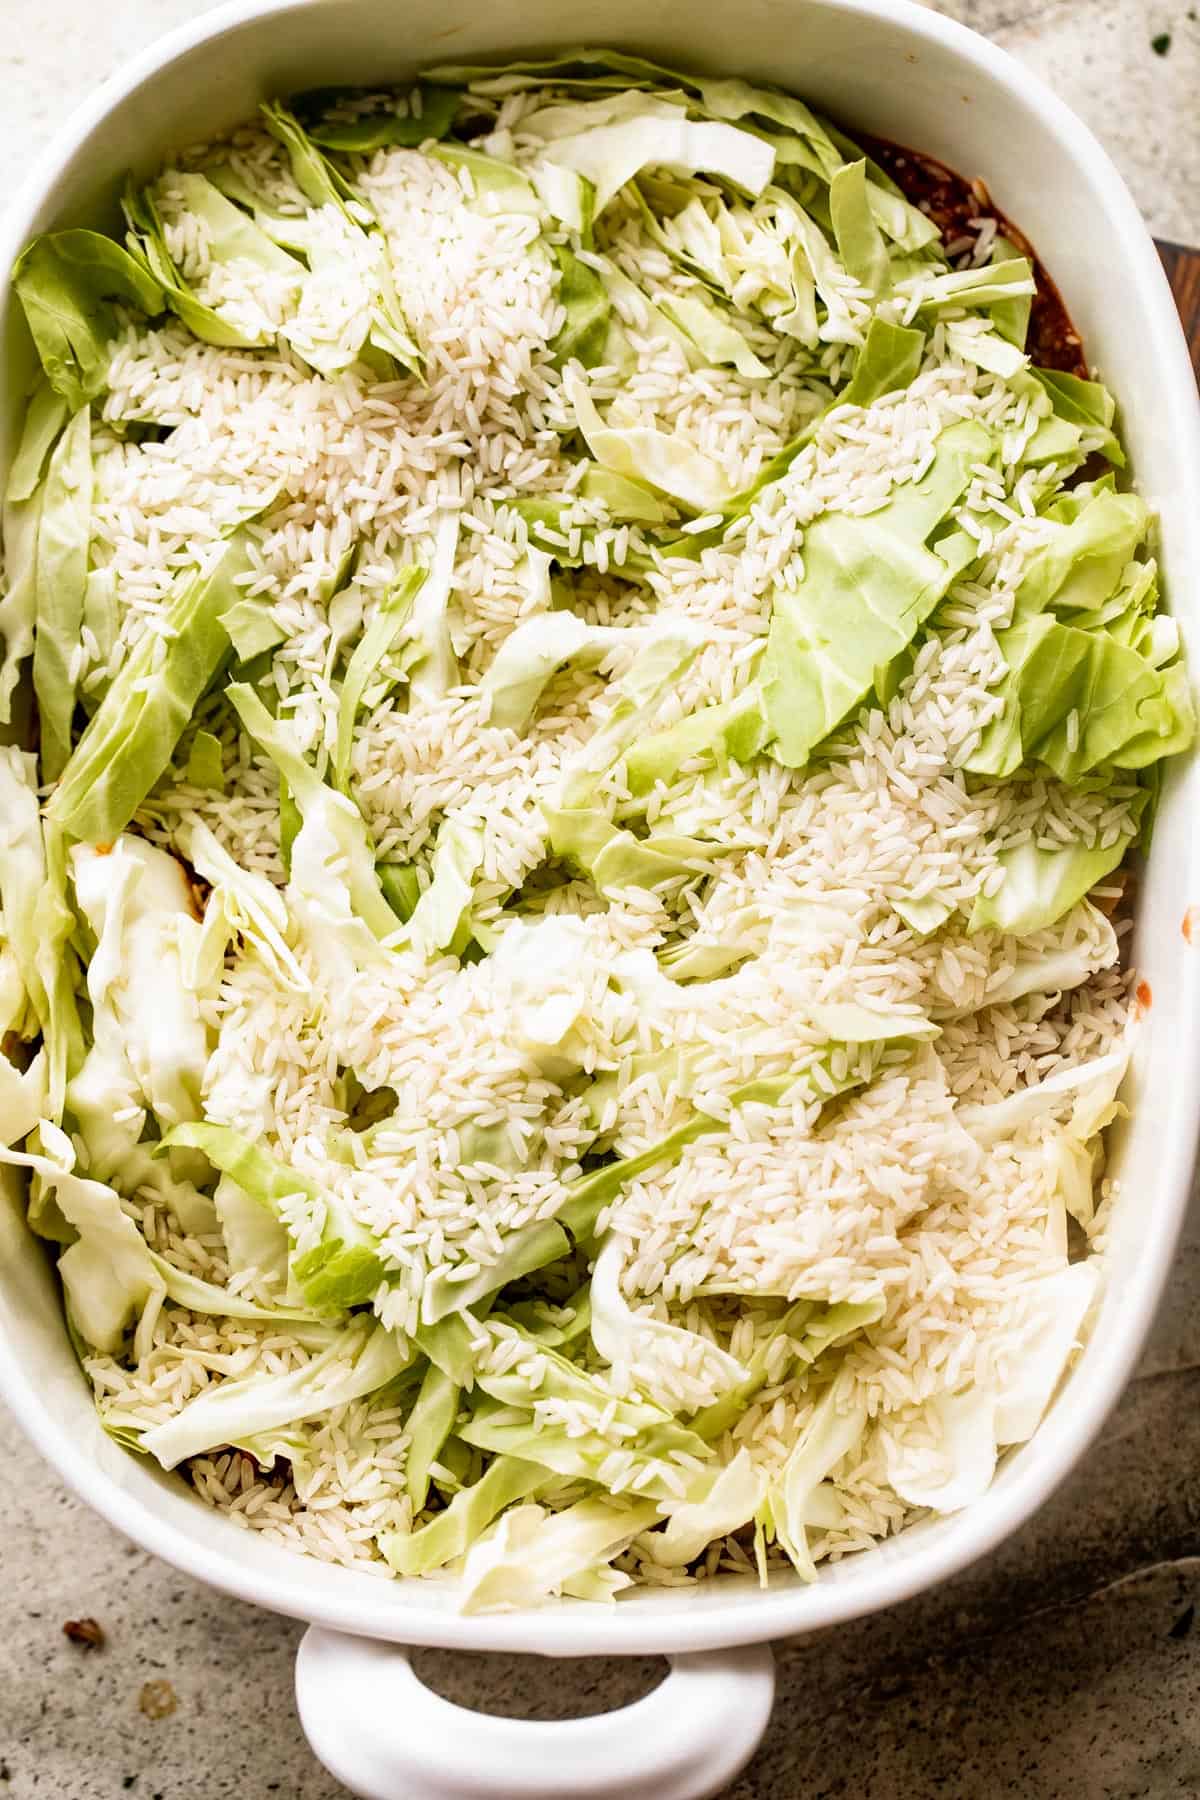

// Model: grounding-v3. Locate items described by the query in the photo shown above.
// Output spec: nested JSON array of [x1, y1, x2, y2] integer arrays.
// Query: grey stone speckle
[[1, 3, 1198, 1796]]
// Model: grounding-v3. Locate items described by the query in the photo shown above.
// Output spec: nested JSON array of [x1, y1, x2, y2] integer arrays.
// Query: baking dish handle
[[295, 1627, 775, 1800]]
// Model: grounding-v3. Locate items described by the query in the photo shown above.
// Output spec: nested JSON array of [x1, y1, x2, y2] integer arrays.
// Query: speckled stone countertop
[[2, 4, 1199, 1796]]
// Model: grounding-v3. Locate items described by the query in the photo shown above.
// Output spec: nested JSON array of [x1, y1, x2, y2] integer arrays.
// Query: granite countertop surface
[[1, 3, 1199, 1795]]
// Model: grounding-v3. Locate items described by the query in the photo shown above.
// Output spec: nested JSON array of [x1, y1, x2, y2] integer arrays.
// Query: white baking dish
[[2, 2, 1197, 1794]]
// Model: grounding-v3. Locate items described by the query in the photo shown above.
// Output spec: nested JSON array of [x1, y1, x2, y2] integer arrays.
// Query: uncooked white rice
[[2, 57, 1189, 1609]]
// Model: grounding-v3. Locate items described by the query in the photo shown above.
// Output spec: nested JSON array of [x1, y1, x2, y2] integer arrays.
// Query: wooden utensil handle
[[1158, 240, 1200, 381]]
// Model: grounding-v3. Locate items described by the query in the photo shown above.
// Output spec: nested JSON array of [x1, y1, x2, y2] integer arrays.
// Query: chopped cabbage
[[2, 50, 1185, 1615]]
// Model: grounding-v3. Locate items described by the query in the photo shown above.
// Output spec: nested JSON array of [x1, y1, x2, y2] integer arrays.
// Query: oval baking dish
[[1, 3, 1197, 1795]]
